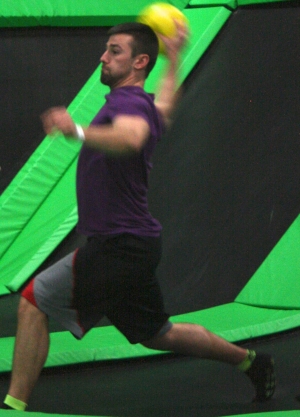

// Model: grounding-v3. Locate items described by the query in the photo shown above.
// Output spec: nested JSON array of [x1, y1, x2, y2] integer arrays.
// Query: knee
[[141, 336, 163, 350], [141, 323, 174, 351]]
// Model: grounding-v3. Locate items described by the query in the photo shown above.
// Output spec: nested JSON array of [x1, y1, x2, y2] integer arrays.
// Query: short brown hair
[[107, 22, 159, 77]]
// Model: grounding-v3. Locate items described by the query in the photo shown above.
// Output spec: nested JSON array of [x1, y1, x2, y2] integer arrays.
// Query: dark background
[[151, 3, 300, 314], [0, 26, 108, 193]]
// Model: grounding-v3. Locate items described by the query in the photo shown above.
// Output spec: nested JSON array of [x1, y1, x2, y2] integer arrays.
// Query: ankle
[[238, 349, 256, 372]]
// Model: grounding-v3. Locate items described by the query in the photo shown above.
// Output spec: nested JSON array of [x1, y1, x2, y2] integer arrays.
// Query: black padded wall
[[149, 4, 300, 314], [0, 27, 108, 193]]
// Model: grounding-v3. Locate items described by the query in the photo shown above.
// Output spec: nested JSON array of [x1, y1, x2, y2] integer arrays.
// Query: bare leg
[[142, 323, 276, 402], [142, 323, 247, 364], [7, 297, 49, 404]]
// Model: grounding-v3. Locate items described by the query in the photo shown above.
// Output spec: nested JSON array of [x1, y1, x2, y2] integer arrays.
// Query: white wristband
[[74, 124, 85, 141]]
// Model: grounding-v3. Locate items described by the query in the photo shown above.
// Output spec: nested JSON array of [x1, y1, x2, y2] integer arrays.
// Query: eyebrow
[[106, 42, 122, 49]]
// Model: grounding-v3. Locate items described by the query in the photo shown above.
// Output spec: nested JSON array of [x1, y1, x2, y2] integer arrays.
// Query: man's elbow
[[126, 132, 148, 153]]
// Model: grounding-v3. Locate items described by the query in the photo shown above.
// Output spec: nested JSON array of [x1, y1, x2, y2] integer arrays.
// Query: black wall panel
[[0, 27, 108, 193]]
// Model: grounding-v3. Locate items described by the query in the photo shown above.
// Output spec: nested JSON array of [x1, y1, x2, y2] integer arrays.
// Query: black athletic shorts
[[22, 233, 171, 344]]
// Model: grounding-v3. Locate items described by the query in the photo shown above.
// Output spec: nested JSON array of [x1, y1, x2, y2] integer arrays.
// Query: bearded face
[[100, 34, 136, 89]]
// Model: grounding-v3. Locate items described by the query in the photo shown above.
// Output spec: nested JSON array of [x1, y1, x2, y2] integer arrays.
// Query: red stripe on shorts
[[21, 279, 38, 308]]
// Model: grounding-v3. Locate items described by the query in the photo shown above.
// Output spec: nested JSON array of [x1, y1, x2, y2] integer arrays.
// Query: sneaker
[[245, 353, 276, 401]]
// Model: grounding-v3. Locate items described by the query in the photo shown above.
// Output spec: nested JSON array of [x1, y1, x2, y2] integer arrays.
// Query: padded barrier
[[236, 214, 300, 309], [237, 0, 294, 6], [0, 0, 155, 27], [223, 413, 300, 417], [190, 0, 237, 11], [0, 410, 297, 417], [1, 303, 300, 373], [0, 73, 105, 294], [190, 0, 296, 9]]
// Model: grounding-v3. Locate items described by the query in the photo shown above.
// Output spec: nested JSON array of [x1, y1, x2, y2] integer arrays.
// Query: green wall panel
[[170, 0, 191, 8], [0, 71, 106, 290], [190, 0, 298, 10], [238, 0, 297, 5], [236, 215, 300, 309], [190, 0, 297, 7], [189, 0, 237, 10], [0, 409, 298, 417], [1, 302, 300, 372], [0, 0, 158, 27], [183, 7, 231, 75]]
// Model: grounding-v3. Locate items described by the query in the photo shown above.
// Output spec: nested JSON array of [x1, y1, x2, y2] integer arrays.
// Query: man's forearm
[[155, 58, 180, 122], [76, 115, 150, 155]]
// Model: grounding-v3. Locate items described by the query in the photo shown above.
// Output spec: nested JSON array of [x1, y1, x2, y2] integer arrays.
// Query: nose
[[100, 50, 108, 63]]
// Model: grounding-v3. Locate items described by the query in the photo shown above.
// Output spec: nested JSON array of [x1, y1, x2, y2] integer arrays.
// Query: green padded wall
[[2, 303, 300, 372], [189, 0, 237, 10], [189, 0, 298, 8], [236, 215, 300, 309], [0, 409, 297, 417], [237, 0, 296, 5]]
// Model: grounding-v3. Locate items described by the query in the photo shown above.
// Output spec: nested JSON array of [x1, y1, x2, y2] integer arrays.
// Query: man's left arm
[[154, 22, 188, 125]]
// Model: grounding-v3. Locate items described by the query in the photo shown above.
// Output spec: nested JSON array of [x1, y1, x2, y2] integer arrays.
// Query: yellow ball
[[137, 2, 188, 54]]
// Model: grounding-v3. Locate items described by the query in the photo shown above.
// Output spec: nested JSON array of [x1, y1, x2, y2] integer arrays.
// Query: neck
[[110, 75, 145, 91]]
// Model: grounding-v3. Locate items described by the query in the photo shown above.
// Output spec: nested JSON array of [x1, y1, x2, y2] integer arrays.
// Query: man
[[2, 22, 275, 411]]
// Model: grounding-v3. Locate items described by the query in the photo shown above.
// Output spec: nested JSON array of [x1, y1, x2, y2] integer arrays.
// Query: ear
[[133, 54, 150, 71]]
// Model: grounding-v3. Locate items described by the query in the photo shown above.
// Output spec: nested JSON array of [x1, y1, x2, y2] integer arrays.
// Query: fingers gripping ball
[[137, 2, 188, 54]]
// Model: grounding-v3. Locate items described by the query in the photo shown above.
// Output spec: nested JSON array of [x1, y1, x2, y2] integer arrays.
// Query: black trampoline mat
[[1, 329, 300, 416]]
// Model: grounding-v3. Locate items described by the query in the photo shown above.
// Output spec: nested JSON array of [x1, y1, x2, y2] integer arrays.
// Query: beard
[[100, 64, 132, 88], [100, 66, 122, 88], [100, 69, 113, 86]]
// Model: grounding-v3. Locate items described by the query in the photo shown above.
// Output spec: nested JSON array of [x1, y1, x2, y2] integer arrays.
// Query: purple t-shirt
[[76, 86, 165, 237]]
